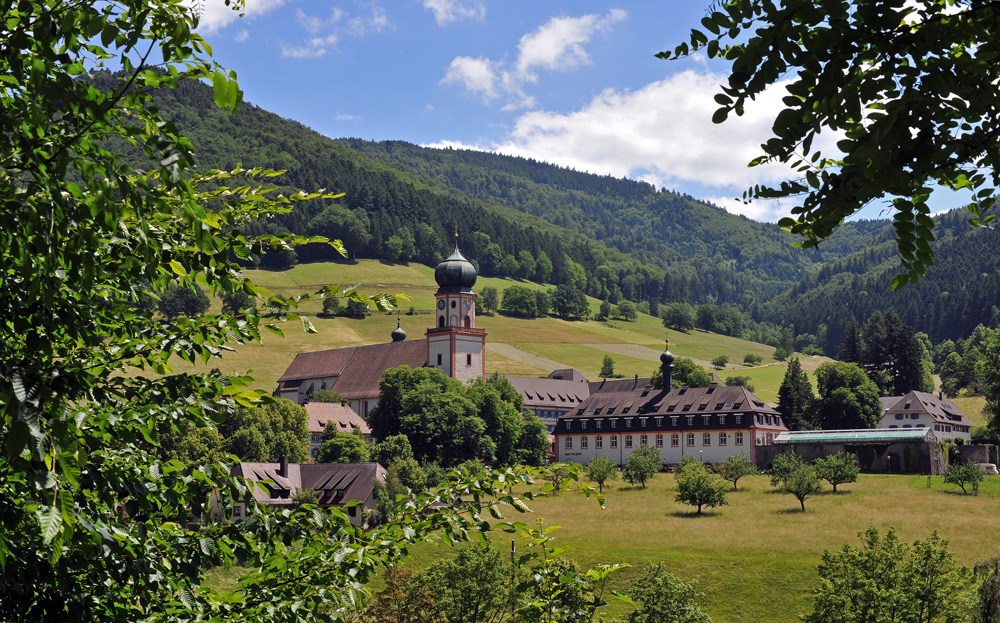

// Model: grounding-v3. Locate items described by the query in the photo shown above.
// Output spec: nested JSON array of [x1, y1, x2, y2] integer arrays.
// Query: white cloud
[[189, 0, 285, 34], [234, 28, 249, 42], [442, 9, 625, 109], [335, 113, 362, 122], [282, 4, 389, 59], [441, 57, 499, 100], [423, 139, 489, 151], [422, 0, 485, 25], [515, 9, 626, 81], [477, 69, 842, 222]]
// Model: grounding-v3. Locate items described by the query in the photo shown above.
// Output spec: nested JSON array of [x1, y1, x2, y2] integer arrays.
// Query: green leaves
[[212, 68, 243, 113]]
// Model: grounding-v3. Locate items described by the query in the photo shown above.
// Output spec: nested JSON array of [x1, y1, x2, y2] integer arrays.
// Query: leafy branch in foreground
[[664, 0, 1000, 288]]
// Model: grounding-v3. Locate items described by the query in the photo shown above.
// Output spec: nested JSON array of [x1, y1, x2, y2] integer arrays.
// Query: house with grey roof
[[212, 458, 387, 527], [878, 390, 973, 441]]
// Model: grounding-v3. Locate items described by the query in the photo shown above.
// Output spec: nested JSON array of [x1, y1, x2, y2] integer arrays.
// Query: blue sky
[[191, 0, 965, 223]]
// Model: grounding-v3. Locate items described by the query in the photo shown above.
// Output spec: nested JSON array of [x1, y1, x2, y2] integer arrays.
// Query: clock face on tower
[[464, 300, 471, 309], [437, 299, 445, 310]]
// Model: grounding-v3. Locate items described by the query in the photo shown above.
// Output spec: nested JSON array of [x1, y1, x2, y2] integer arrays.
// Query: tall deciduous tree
[[479, 286, 499, 314], [776, 358, 815, 431], [220, 399, 311, 463], [813, 362, 882, 430], [667, 0, 1000, 288]]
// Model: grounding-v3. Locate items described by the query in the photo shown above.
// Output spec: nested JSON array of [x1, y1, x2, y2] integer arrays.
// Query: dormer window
[[698, 403, 708, 411], [682, 405, 691, 412], [667, 405, 676, 413], [715, 403, 724, 410]]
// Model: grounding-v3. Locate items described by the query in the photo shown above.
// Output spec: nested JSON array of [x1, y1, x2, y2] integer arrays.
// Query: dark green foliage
[[813, 452, 860, 493], [552, 284, 589, 319], [978, 331, 1000, 432], [661, 302, 695, 331], [343, 299, 369, 318], [839, 318, 862, 363], [371, 434, 414, 467], [783, 465, 822, 511], [616, 300, 638, 321], [672, 358, 712, 388], [598, 300, 612, 322], [813, 362, 882, 430], [418, 545, 519, 623], [776, 358, 815, 431], [479, 285, 499, 314], [723, 376, 753, 393], [500, 285, 539, 318], [585, 456, 619, 494], [623, 444, 661, 488], [943, 461, 984, 495], [622, 563, 712, 623], [669, 0, 1000, 288], [292, 488, 320, 507], [675, 462, 729, 514], [743, 353, 763, 366], [803, 528, 971, 623], [317, 427, 370, 463], [158, 283, 211, 320], [385, 458, 427, 496], [309, 389, 342, 403], [861, 311, 932, 395], [710, 355, 728, 370], [321, 296, 342, 316], [600, 355, 616, 379], [221, 290, 255, 314], [716, 454, 757, 491], [368, 366, 538, 467], [220, 399, 311, 463], [534, 289, 552, 317]]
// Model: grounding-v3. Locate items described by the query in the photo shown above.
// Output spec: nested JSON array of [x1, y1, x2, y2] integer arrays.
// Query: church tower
[[426, 236, 486, 383]]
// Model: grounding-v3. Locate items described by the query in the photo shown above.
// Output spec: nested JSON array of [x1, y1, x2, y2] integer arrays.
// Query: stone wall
[[955, 444, 999, 466], [756, 441, 944, 475]]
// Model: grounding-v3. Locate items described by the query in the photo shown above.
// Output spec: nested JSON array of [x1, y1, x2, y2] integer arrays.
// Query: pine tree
[[777, 358, 815, 430], [839, 318, 862, 363]]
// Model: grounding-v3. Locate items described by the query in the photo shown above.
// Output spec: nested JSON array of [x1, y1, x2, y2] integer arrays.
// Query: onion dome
[[434, 243, 477, 292], [660, 340, 675, 365], [391, 318, 407, 342]]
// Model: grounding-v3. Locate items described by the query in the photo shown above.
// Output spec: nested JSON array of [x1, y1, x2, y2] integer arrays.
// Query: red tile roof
[[305, 402, 371, 436], [233, 461, 386, 507], [278, 340, 427, 400]]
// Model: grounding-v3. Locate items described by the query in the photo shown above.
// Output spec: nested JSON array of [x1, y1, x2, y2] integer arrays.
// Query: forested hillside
[[97, 72, 998, 352], [94, 72, 880, 307], [764, 209, 1000, 353]]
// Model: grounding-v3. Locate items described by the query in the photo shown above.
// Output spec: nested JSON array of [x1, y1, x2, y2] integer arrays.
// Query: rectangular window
[[719, 415, 726, 425], [655, 417, 663, 427], [667, 405, 676, 412], [687, 433, 695, 447], [656, 434, 664, 448], [686, 416, 694, 425], [437, 353, 442, 365], [565, 437, 573, 449], [596, 420, 602, 429], [466, 354, 472, 365], [702, 415, 710, 425], [703, 433, 711, 446], [581, 420, 587, 430], [596, 436, 603, 449], [640, 417, 648, 427], [682, 404, 691, 412], [719, 432, 727, 446], [891, 425, 899, 429], [911, 414, 920, 420], [640, 434, 648, 446], [626, 419, 632, 428], [611, 436, 618, 448], [895, 413, 904, 420], [671, 417, 678, 426], [565, 420, 571, 430], [625, 435, 633, 448], [735, 432, 743, 445], [671, 434, 679, 447], [581, 436, 589, 449], [610, 419, 616, 429], [735, 415, 742, 424], [233, 505, 242, 518], [699, 403, 708, 411]]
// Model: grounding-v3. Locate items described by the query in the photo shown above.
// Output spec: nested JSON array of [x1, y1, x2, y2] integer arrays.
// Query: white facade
[[426, 289, 485, 383]]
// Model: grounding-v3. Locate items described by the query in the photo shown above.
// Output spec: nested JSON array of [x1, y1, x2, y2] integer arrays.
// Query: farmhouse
[[304, 401, 372, 460], [275, 238, 487, 417], [212, 458, 386, 527], [878, 390, 973, 441], [553, 344, 787, 466]]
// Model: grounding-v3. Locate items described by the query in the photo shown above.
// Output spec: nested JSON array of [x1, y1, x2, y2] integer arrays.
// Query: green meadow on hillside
[[396, 472, 1000, 623], [183, 260, 833, 403]]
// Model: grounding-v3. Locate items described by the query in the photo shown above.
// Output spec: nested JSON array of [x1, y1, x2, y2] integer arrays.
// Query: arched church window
[[438, 316, 445, 328], [464, 315, 470, 328]]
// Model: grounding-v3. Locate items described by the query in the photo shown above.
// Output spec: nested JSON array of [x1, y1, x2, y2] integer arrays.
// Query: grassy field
[[169, 260, 842, 406], [395, 472, 1000, 623]]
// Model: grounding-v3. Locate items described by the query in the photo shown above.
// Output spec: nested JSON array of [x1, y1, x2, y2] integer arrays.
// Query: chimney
[[279, 455, 288, 477], [939, 392, 943, 400]]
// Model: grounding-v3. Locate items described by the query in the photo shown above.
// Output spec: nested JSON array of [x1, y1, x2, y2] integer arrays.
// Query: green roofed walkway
[[774, 428, 937, 445]]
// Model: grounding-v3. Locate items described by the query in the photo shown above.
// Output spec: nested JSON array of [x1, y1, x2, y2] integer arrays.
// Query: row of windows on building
[[533, 408, 569, 418], [564, 431, 763, 450], [433, 353, 474, 366], [563, 412, 781, 431]]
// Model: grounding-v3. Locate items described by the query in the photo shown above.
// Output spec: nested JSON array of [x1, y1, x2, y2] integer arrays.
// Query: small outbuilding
[[764, 428, 945, 475]]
